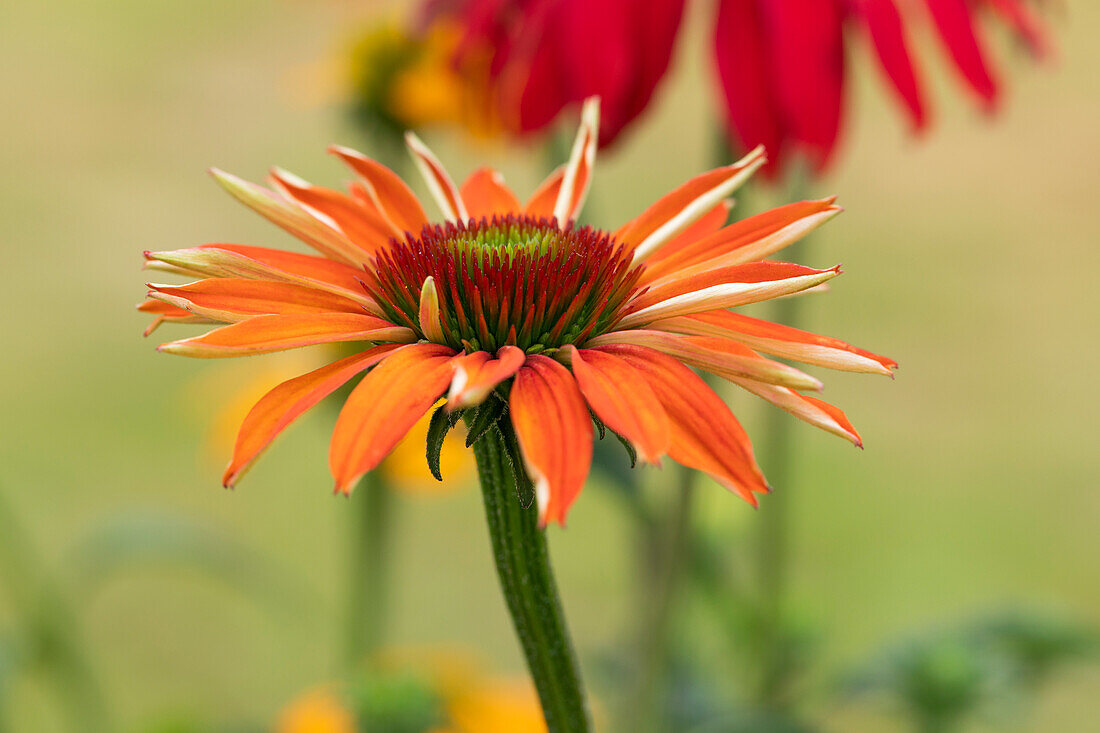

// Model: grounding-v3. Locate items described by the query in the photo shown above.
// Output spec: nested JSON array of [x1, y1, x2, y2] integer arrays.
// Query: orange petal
[[619, 146, 767, 262], [447, 345, 525, 410], [552, 96, 599, 224], [329, 145, 429, 236], [269, 168, 393, 254], [524, 165, 565, 219], [643, 200, 733, 268], [329, 343, 458, 493], [640, 198, 841, 284], [651, 310, 896, 375], [147, 279, 368, 323], [137, 299, 213, 335], [223, 344, 402, 487], [405, 132, 469, 222], [157, 313, 414, 358], [460, 168, 522, 219], [418, 276, 446, 343], [587, 330, 823, 391], [599, 344, 768, 503], [615, 263, 841, 329], [563, 346, 669, 465], [509, 355, 593, 526], [209, 169, 368, 266], [727, 377, 862, 446]]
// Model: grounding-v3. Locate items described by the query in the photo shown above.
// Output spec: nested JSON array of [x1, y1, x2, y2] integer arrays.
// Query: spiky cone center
[[364, 215, 643, 354]]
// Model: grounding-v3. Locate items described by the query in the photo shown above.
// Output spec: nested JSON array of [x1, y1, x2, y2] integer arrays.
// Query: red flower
[[427, 0, 1049, 173], [139, 100, 894, 526]]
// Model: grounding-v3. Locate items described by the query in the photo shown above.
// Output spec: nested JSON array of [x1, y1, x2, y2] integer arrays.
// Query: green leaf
[[612, 430, 637, 468], [425, 405, 454, 481], [465, 397, 506, 448]]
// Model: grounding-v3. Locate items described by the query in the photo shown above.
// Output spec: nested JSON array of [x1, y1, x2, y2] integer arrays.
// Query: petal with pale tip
[[147, 279, 368, 323], [651, 310, 896, 376], [460, 168, 522, 219], [622, 146, 767, 262], [552, 96, 600, 224], [223, 344, 403, 488], [727, 377, 863, 447], [587, 330, 823, 391], [615, 263, 841, 330], [268, 167, 393, 254], [563, 346, 669, 466], [405, 131, 469, 223], [208, 169, 367, 266], [157, 313, 414, 358], [447, 346, 525, 411], [329, 343, 458, 493], [418, 276, 447, 344], [509, 355, 593, 527], [599, 344, 768, 503]]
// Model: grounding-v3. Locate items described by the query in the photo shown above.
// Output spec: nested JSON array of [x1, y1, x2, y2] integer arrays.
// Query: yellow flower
[[445, 678, 546, 733], [275, 687, 355, 733]]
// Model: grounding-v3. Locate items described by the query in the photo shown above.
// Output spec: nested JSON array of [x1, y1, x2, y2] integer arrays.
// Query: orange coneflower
[[139, 97, 893, 528]]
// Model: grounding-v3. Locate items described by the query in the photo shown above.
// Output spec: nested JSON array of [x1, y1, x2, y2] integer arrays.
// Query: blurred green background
[[1, 0, 1097, 730]]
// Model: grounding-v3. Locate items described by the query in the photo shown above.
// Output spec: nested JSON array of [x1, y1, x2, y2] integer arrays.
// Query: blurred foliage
[[842, 610, 1098, 732]]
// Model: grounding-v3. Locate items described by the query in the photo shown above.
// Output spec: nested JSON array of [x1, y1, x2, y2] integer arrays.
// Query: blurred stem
[[470, 421, 591, 732], [0, 489, 111, 733], [346, 470, 392, 667], [753, 171, 812, 708], [626, 466, 697, 733]]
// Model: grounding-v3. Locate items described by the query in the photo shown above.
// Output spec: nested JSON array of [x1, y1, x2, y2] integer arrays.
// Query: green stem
[[346, 470, 392, 667], [626, 466, 697, 733], [0, 490, 111, 733], [469, 421, 591, 732]]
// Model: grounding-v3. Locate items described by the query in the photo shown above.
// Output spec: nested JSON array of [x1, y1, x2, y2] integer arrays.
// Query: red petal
[[859, 0, 927, 130], [600, 344, 767, 503], [565, 346, 669, 465], [926, 0, 999, 107], [223, 345, 401, 487], [329, 343, 458, 493], [509, 355, 593, 526]]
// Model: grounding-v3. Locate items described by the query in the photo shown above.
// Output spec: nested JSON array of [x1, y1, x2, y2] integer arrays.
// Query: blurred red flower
[[426, 0, 1050, 175]]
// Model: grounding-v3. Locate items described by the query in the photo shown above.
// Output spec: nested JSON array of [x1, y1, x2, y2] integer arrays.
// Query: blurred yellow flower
[[275, 687, 356, 733], [445, 678, 546, 733], [348, 19, 502, 139]]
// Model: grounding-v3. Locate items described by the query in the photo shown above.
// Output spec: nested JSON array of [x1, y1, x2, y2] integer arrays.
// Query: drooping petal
[[562, 345, 669, 465], [616, 262, 841, 329], [651, 310, 897, 375], [509, 355, 593, 526], [926, 0, 999, 106], [137, 299, 213, 335], [329, 145, 429, 235], [639, 198, 840, 284], [859, 0, 927, 130], [147, 279, 367, 323], [223, 345, 402, 487], [524, 165, 565, 218], [552, 96, 599, 224], [762, 0, 846, 171], [268, 168, 393, 254], [727, 376, 863, 446], [714, 0, 786, 174], [600, 344, 768, 502], [330, 343, 458, 493], [620, 146, 767, 262], [460, 168, 522, 218], [586, 330, 823, 391], [447, 345, 525, 410], [405, 131, 470, 222], [157, 313, 415, 358], [208, 169, 368, 266]]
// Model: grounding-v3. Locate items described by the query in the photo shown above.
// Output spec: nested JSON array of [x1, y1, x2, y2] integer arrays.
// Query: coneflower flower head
[[139, 98, 894, 526]]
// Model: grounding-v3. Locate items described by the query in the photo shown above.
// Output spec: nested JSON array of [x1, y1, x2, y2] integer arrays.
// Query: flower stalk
[[469, 418, 591, 732], [346, 470, 392, 666]]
